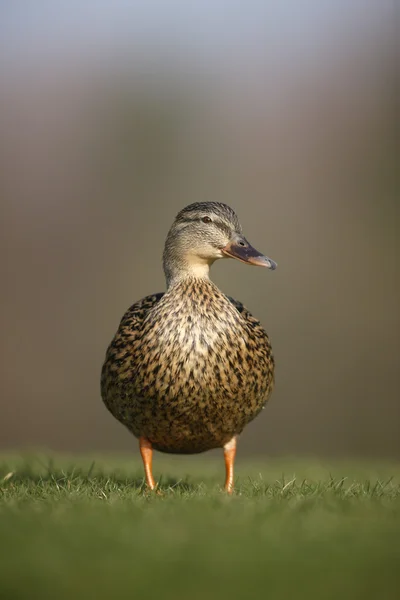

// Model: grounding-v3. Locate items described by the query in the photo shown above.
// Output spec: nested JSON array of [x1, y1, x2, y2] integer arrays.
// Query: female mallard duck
[[101, 202, 276, 492]]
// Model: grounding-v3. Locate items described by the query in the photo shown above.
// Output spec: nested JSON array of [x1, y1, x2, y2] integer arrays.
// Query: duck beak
[[222, 234, 277, 269]]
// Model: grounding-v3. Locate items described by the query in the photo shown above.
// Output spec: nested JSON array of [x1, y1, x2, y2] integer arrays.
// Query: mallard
[[101, 202, 276, 492]]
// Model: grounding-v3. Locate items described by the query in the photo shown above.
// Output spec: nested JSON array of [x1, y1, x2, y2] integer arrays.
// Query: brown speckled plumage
[[101, 278, 274, 453], [101, 202, 276, 487]]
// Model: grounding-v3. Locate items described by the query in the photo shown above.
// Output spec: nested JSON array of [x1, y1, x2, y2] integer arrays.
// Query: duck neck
[[163, 248, 213, 290]]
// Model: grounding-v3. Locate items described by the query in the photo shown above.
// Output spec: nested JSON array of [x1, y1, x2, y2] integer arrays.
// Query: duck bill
[[222, 236, 277, 269]]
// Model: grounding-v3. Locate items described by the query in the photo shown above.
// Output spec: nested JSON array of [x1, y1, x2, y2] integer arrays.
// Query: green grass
[[1, 454, 400, 600]]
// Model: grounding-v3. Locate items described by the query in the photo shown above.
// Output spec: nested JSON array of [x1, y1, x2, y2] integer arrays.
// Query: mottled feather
[[101, 278, 274, 454]]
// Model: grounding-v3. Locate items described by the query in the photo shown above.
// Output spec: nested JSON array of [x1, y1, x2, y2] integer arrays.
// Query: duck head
[[163, 202, 277, 287]]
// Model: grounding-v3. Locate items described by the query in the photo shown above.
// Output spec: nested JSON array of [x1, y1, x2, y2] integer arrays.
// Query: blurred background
[[0, 1, 398, 458]]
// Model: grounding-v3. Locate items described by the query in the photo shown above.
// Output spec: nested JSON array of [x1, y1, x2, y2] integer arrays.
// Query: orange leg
[[223, 437, 237, 494], [139, 437, 156, 490]]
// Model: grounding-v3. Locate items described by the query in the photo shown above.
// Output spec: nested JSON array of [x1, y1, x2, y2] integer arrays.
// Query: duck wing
[[101, 293, 164, 394]]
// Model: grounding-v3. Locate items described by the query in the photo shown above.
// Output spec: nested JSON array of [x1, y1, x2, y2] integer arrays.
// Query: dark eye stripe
[[178, 216, 199, 224], [178, 215, 232, 236], [214, 221, 231, 236]]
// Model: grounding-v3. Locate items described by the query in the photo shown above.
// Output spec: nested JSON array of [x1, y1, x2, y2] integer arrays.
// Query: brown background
[[0, 2, 398, 457]]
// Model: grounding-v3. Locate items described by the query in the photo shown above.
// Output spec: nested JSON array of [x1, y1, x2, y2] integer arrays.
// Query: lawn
[[1, 454, 399, 600]]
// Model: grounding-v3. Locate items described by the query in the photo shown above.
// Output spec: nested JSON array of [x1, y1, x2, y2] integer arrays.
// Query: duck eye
[[202, 216, 212, 223]]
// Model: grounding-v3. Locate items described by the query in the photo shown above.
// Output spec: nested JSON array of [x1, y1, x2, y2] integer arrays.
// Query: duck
[[101, 202, 276, 493]]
